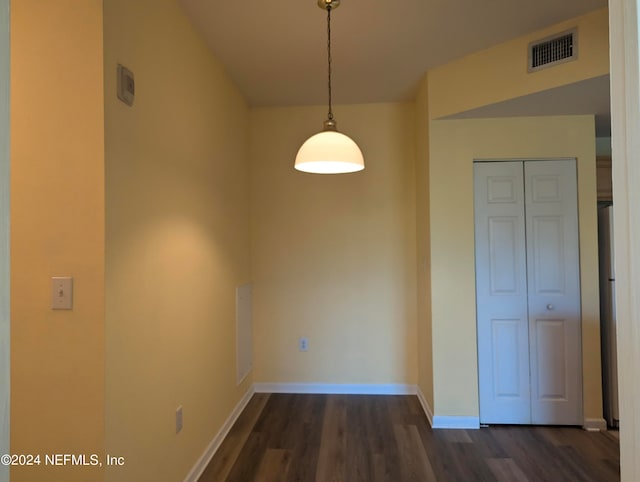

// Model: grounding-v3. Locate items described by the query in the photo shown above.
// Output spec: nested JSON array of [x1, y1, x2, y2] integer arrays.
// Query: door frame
[[0, 0, 10, 480], [609, 0, 640, 479]]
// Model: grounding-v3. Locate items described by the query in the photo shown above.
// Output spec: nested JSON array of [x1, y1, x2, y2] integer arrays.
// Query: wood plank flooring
[[198, 394, 620, 482]]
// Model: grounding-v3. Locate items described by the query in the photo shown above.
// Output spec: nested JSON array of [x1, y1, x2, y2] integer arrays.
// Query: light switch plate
[[51, 277, 73, 310]]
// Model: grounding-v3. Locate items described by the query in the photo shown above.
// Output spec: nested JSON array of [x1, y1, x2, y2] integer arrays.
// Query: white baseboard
[[432, 415, 480, 429], [583, 417, 607, 432], [184, 385, 255, 482], [253, 382, 417, 395], [416, 387, 434, 427]]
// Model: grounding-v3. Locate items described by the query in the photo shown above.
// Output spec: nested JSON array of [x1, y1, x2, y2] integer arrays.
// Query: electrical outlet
[[299, 337, 309, 352], [176, 406, 183, 434]]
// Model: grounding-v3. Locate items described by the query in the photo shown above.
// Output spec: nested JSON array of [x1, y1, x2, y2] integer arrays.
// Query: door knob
[[546, 304, 554, 311]]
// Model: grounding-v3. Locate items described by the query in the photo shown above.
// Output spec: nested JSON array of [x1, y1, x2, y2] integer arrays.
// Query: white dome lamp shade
[[294, 0, 365, 175], [295, 119, 364, 174]]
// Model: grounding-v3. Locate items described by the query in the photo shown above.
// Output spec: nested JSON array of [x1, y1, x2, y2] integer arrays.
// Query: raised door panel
[[533, 319, 569, 401], [491, 319, 524, 399], [475, 162, 530, 424], [531, 216, 565, 294], [489, 217, 520, 295]]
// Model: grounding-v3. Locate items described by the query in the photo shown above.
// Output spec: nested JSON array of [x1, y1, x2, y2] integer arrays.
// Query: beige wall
[[10, 1, 105, 481], [250, 103, 418, 386], [0, 0, 9, 477], [104, 1, 251, 481], [428, 116, 601, 421], [429, 8, 609, 119], [415, 78, 434, 410]]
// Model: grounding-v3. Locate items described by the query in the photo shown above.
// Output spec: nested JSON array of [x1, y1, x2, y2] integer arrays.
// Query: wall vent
[[528, 29, 577, 72]]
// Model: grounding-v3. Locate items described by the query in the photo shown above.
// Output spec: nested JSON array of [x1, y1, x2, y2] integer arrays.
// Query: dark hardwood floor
[[198, 393, 620, 482]]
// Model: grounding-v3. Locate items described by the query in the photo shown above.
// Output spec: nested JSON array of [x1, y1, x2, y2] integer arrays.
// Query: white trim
[[583, 417, 607, 432], [253, 383, 417, 395], [183, 385, 255, 482], [416, 387, 434, 427], [609, 1, 640, 480], [431, 416, 480, 430]]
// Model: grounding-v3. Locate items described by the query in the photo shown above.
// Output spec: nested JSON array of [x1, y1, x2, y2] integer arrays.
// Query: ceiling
[[448, 75, 612, 136], [178, 0, 610, 133]]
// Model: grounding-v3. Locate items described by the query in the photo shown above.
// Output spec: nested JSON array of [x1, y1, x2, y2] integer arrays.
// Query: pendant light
[[294, 0, 365, 174]]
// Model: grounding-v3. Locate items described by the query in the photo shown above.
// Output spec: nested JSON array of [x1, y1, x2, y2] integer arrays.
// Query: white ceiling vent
[[528, 29, 577, 72]]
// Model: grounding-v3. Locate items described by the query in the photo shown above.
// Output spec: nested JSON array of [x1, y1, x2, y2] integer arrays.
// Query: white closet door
[[475, 162, 531, 424], [525, 160, 583, 425]]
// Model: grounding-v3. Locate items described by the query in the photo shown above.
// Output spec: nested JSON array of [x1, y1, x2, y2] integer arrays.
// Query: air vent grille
[[529, 30, 577, 72]]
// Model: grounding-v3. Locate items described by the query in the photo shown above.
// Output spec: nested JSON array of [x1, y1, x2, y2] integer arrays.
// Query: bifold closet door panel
[[474, 162, 531, 424], [524, 159, 583, 425]]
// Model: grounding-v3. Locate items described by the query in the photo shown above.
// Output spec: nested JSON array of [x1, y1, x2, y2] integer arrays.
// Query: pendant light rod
[[326, 4, 333, 121], [319, 0, 340, 129]]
